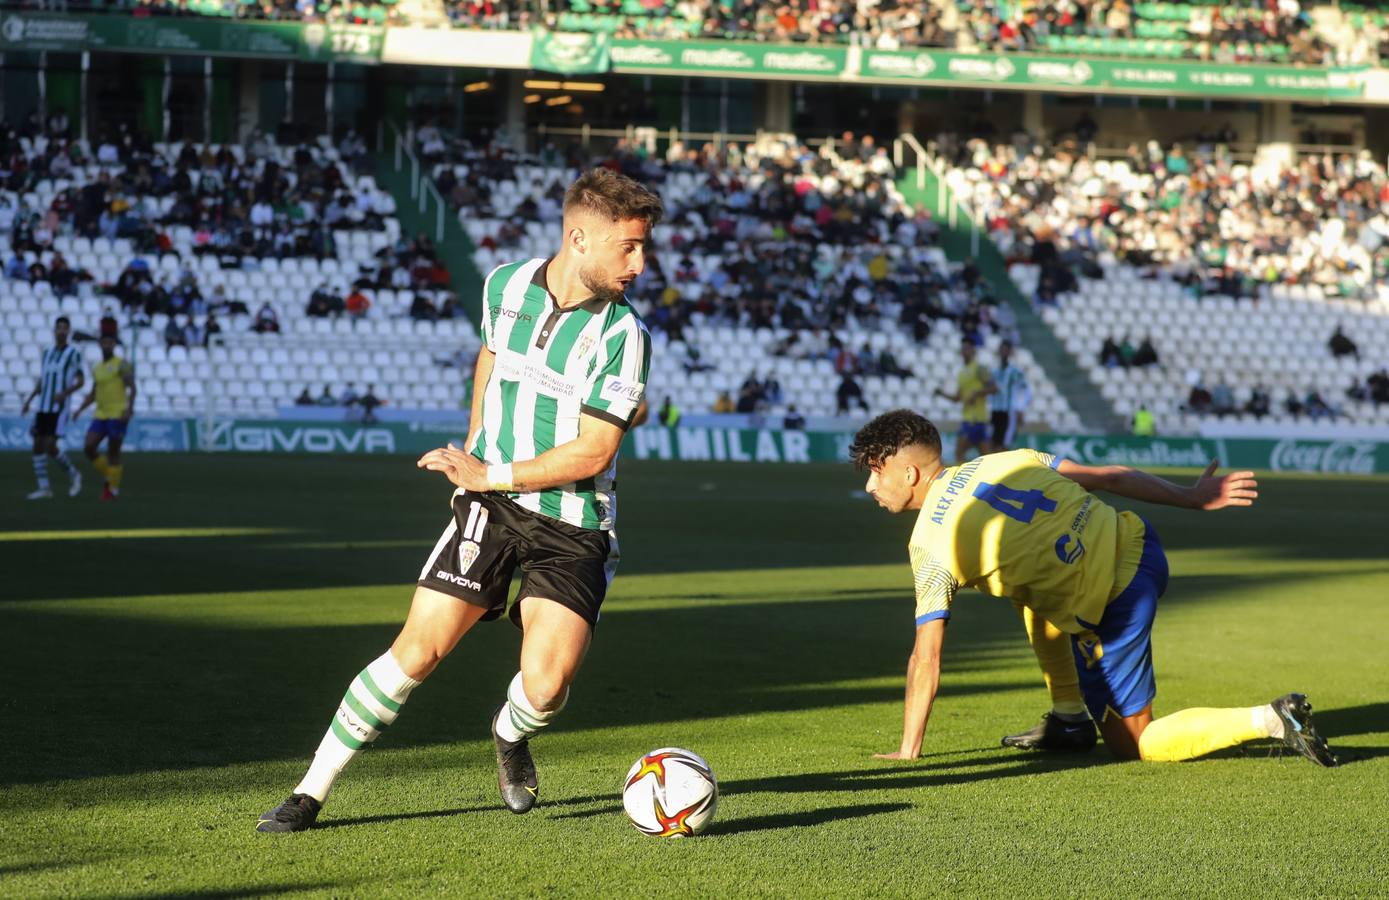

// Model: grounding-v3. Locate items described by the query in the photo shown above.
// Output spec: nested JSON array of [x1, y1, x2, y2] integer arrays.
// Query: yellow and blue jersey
[[93, 355, 132, 419], [957, 361, 990, 424], [908, 449, 1147, 634]]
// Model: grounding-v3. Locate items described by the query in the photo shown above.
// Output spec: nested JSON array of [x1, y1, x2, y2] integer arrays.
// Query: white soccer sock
[[32, 455, 50, 490], [494, 672, 567, 743], [1258, 704, 1283, 740], [54, 452, 79, 478], [294, 650, 421, 803]]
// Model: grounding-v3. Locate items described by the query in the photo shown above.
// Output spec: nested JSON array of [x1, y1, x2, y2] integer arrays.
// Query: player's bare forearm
[[876, 618, 945, 760], [510, 429, 621, 491], [1057, 459, 1257, 511], [464, 346, 495, 452], [417, 413, 624, 493]]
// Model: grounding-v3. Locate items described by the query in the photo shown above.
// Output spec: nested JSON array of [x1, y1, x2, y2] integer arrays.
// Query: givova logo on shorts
[[459, 501, 490, 575]]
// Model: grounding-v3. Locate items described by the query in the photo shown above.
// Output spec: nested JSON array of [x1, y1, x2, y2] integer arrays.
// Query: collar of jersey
[[530, 256, 625, 315]]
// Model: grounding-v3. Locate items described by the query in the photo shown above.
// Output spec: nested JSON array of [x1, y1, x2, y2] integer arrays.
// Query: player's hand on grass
[[417, 445, 487, 491], [1189, 460, 1258, 510]]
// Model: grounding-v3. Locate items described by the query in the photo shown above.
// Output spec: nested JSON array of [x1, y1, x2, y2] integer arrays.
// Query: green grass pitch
[[2, 454, 1387, 897]]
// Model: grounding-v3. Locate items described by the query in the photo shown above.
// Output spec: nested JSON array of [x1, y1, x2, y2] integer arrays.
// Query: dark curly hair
[[564, 167, 665, 228], [849, 410, 942, 470]]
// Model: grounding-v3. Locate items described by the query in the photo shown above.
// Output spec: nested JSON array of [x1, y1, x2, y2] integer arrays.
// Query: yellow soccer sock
[[1017, 600, 1087, 717], [92, 455, 111, 479], [1138, 706, 1270, 762], [108, 464, 124, 491]]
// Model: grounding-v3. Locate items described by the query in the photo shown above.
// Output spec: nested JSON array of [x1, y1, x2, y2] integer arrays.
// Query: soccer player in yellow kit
[[851, 409, 1336, 766], [73, 333, 136, 501], [934, 340, 994, 465]]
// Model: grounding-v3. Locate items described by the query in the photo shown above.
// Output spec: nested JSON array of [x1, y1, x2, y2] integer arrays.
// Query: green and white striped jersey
[[36, 344, 83, 415], [471, 257, 651, 531], [989, 363, 1030, 414]]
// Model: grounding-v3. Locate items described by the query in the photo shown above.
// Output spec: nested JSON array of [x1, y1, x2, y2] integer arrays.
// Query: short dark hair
[[55, 315, 70, 327], [849, 409, 942, 470], [564, 168, 664, 228]]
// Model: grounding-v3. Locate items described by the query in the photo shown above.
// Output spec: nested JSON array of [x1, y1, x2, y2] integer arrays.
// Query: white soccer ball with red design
[[621, 747, 718, 837]]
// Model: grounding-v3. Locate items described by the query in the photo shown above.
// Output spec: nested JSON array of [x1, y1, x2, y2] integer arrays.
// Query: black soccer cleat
[[1271, 693, 1338, 767], [1002, 712, 1098, 752], [256, 793, 322, 833], [492, 706, 539, 814]]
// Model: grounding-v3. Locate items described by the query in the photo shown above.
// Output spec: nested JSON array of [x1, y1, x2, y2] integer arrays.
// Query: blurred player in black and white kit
[[21, 316, 84, 500]]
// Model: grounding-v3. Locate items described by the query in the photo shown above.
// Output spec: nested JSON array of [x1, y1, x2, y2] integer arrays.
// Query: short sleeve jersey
[[93, 355, 133, 418], [957, 361, 991, 423], [472, 257, 651, 531], [907, 449, 1146, 634]]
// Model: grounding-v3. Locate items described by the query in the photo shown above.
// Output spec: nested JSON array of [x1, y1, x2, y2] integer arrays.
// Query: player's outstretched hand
[[417, 445, 487, 491], [1190, 459, 1258, 510]]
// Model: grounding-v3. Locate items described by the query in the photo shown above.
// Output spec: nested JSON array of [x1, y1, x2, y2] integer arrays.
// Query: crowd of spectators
[[945, 133, 1389, 304], [1, 119, 381, 268], [419, 125, 1029, 416], [1177, 325, 1387, 423], [72, 0, 1344, 65], [302, 232, 462, 321], [293, 382, 386, 420]]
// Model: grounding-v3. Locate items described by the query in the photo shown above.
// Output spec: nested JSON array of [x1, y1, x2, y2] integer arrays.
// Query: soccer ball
[[621, 747, 718, 837]]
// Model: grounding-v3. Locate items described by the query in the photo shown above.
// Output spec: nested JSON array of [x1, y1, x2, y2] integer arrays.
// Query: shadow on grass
[[5, 456, 1387, 603], [1313, 702, 1389, 741], [706, 802, 913, 836], [125, 885, 341, 899]]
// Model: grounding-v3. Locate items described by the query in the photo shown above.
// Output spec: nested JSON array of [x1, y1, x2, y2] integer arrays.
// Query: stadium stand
[[0, 133, 476, 419], [65, 0, 1349, 63], [428, 130, 1084, 428], [939, 135, 1389, 434]]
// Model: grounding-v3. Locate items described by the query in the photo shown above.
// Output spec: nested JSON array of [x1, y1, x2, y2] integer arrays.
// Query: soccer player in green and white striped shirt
[[20, 316, 85, 500], [259, 168, 664, 832], [988, 339, 1030, 453]]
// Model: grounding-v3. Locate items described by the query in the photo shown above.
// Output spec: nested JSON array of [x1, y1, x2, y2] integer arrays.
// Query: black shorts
[[990, 410, 1018, 449], [32, 412, 64, 439], [417, 489, 617, 629]]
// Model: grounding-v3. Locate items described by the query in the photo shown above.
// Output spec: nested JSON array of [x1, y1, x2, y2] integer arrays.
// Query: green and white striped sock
[[294, 651, 420, 803], [495, 672, 566, 743]]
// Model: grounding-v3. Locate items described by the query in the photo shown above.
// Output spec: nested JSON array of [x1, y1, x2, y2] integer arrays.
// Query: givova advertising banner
[[3, 418, 1386, 475]]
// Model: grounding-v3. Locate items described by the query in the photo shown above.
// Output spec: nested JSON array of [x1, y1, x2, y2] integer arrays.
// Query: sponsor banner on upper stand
[[855, 49, 1367, 100], [610, 38, 847, 79], [0, 12, 383, 62], [0, 416, 190, 453], [530, 29, 611, 75]]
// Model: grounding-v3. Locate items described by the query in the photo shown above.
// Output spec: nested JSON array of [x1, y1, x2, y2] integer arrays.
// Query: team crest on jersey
[[575, 335, 596, 360], [459, 540, 481, 575]]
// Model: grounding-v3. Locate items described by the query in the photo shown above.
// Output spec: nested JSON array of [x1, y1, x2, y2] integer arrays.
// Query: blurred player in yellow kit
[[851, 409, 1336, 766], [73, 333, 136, 501], [934, 339, 994, 464]]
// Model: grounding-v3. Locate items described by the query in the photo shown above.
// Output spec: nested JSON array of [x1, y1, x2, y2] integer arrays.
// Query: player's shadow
[[1311, 701, 1389, 741], [722, 751, 1108, 798], [705, 802, 912, 836], [125, 885, 343, 899]]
